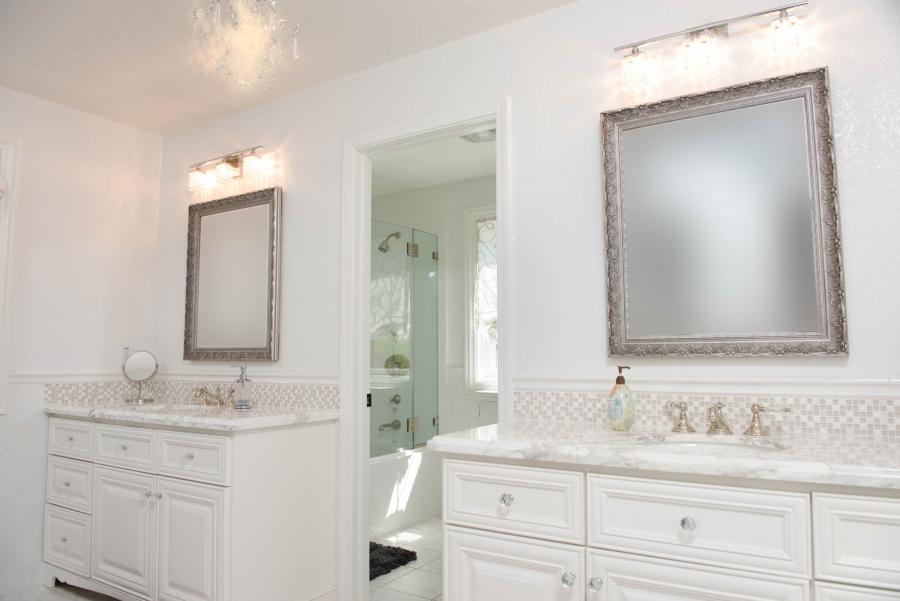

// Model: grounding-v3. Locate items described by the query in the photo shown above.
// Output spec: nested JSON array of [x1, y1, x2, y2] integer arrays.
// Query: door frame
[[338, 97, 512, 601]]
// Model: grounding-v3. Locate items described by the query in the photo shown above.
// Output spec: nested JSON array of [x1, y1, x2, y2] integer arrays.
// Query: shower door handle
[[378, 419, 402, 431]]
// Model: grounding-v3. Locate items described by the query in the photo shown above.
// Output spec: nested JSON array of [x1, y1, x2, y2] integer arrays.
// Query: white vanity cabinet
[[441, 458, 900, 601], [43, 415, 337, 601]]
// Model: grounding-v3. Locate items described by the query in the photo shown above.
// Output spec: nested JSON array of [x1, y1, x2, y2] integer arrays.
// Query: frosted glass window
[[473, 217, 498, 390]]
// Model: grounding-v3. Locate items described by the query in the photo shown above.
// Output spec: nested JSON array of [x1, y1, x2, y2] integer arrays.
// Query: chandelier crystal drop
[[192, 0, 300, 90]]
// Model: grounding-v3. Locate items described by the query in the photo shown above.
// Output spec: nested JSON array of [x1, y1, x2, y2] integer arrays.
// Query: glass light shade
[[242, 153, 262, 177], [188, 168, 205, 192], [622, 47, 650, 92], [681, 29, 719, 75], [215, 159, 240, 182], [770, 12, 805, 56]]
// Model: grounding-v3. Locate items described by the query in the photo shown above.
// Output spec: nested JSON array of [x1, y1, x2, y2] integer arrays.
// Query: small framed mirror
[[184, 187, 281, 361], [123, 350, 158, 404], [602, 69, 847, 356]]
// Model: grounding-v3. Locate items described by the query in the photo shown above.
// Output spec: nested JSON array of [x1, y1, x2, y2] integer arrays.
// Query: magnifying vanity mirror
[[184, 187, 281, 361], [123, 350, 158, 404], [602, 69, 847, 356]]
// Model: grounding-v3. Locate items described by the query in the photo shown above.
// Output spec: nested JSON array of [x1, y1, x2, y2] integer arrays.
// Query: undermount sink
[[634, 434, 788, 457]]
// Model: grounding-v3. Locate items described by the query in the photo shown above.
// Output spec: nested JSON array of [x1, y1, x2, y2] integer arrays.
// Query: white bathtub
[[369, 446, 441, 538]]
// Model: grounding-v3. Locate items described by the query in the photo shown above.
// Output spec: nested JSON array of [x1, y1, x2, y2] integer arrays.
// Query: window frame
[[464, 206, 498, 395]]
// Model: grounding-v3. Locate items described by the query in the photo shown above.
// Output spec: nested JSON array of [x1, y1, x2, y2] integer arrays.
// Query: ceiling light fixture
[[460, 129, 497, 143], [192, 0, 301, 90]]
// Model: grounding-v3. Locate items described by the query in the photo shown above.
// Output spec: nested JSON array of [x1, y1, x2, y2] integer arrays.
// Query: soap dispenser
[[232, 365, 253, 411], [608, 365, 635, 432]]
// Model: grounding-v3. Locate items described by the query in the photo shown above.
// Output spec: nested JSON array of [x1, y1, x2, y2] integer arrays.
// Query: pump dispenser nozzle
[[615, 365, 631, 384]]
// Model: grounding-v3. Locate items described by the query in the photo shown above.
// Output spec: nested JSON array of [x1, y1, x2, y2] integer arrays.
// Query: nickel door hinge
[[432, 251, 438, 261], [432, 416, 440, 428], [366, 393, 371, 408], [407, 243, 419, 257]]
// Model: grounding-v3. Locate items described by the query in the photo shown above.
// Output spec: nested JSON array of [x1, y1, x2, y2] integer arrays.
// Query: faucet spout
[[706, 402, 732, 435]]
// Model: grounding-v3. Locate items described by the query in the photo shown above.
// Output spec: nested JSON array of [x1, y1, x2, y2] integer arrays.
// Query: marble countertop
[[45, 403, 339, 432], [428, 421, 900, 491]]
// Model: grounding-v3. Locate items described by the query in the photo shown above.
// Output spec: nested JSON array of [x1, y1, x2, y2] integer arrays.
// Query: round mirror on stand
[[123, 350, 158, 405]]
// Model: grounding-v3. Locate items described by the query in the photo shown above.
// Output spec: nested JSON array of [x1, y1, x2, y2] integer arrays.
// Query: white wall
[[374, 175, 497, 435], [153, 0, 900, 397], [0, 85, 161, 594]]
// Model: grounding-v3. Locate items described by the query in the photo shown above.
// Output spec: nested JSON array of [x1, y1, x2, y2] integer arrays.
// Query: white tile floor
[[4, 518, 445, 601], [371, 517, 444, 601]]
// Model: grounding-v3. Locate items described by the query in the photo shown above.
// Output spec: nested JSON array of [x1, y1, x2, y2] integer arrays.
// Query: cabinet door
[[92, 466, 156, 599], [157, 477, 227, 601], [587, 548, 808, 601], [446, 525, 584, 601]]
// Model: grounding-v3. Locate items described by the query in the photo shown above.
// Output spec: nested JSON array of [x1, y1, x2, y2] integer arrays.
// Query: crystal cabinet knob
[[59, 536, 68, 544], [561, 572, 576, 588], [62, 481, 71, 488], [118, 443, 128, 452], [66, 436, 75, 443], [183, 452, 195, 461], [588, 577, 604, 592], [143, 490, 153, 498], [154, 493, 163, 500], [498, 493, 515, 508], [681, 516, 697, 531]]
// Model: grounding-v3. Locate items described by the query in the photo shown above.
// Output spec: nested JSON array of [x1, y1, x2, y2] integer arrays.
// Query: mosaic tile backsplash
[[45, 378, 340, 415], [514, 389, 898, 439]]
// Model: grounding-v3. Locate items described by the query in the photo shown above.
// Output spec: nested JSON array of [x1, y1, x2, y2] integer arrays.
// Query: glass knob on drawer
[[681, 516, 697, 531], [560, 572, 576, 588], [62, 481, 71, 488], [154, 493, 163, 500], [498, 493, 515, 508], [183, 452, 195, 461], [143, 490, 152, 498], [118, 444, 128, 452], [59, 536, 68, 544], [588, 577, 604, 592], [66, 436, 74, 443]]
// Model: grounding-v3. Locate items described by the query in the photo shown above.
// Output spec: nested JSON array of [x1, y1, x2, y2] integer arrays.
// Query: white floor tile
[[373, 518, 444, 600], [370, 588, 432, 601], [382, 569, 442, 599]]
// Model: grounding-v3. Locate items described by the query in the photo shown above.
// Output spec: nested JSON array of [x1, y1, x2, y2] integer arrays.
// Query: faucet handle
[[665, 400, 695, 433], [743, 403, 791, 436]]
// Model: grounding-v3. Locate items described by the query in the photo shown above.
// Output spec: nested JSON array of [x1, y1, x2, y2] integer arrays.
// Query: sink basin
[[634, 434, 788, 457]]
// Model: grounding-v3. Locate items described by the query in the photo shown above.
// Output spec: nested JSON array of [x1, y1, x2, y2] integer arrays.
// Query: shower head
[[378, 231, 401, 253]]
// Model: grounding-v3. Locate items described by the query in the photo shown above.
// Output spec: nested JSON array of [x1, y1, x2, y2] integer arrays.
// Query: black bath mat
[[370, 541, 417, 580]]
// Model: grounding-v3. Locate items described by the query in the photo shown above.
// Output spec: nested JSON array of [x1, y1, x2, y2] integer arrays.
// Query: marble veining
[[44, 402, 338, 432], [428, 421, 900, 490]]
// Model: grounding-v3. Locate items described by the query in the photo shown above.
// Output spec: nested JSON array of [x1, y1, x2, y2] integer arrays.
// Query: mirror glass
[[123, 350, 158, 382], [184, 188, 281, 360], [603, 70, 846, 356]]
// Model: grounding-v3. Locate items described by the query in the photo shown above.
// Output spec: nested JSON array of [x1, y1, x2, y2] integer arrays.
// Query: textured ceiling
[[0, 0, 577, 133]]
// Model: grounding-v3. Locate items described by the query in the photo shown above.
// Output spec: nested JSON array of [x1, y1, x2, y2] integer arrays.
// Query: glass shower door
[[411, 229, 438, 447], [371, 220, 414, 457]]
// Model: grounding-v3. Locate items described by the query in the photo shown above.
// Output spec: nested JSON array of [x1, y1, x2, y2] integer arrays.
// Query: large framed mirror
[[602, 69, 846, 356], [184, 187, 281, 360]]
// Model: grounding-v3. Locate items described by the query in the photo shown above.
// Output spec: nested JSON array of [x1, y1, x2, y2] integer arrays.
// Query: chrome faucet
[[194, 385, 235, 408], [706, 402, 732, 435], [665, 401, 695, 433]]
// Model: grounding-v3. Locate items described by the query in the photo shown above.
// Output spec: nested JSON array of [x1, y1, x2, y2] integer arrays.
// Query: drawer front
[[815, 583, 900, 601], [95, 425, 157, 472], [447, 525, 584, 601], [48, 418, 94, 460], [588, 548, 808, 601], [814, 493, 900, 590], [44, 504, 92, 577], [444, 460, 584, 544], [588, 475, 810, 577], [158, 431, 231, 485], [46, 456, 93, 513]]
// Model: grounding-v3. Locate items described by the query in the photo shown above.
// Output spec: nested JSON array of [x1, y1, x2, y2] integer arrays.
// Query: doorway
[[339, 99, 511, 601]]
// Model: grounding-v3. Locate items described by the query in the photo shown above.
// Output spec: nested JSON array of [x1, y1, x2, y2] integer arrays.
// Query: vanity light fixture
[[614, 1, 807, 72], [187, 145, 275, 193], [621, 46, 651, 92]]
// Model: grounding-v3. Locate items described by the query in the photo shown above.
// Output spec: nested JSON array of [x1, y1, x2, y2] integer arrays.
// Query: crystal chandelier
[[192, 0, 300, 90]]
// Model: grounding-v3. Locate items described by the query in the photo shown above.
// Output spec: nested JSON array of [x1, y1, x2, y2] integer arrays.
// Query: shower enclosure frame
[[338, 98, 512, 601]]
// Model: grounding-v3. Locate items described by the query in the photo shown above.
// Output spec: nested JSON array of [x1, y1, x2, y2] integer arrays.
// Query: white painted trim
[[512, 375, 900, 396], [339, 97, 512, 601], [0, 132, 20, 415], [464, 206, 498, 395], [7, 371, 339, 385]]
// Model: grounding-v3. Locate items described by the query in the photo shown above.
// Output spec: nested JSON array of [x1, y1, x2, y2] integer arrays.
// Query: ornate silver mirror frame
[[184, 187, 281, 361], [602, 69, 847, 356]]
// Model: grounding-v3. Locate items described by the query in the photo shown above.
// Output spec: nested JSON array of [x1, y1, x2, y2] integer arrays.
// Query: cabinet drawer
[[814, 493, 900, 590], [46, 456, 93, 513], [815, 583, 900, 601], [95, 425, 157, 472], [587, 475, 810, 577], [447, 525, 584, 601], [158, 431, 231, 486], [44, 504, 92, 577], [588, 548, 808, 601], [444, 460, 584, 544], [48, 418, 93, 460]]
